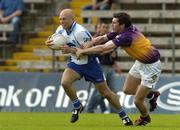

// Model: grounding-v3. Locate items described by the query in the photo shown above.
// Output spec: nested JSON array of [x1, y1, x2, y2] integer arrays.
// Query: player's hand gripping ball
[[49, 34, 67, 50]]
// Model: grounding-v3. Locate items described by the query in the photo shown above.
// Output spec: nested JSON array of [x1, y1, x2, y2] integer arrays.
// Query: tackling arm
[[76, 40, 116, 57], [83, 34, 109, 48]]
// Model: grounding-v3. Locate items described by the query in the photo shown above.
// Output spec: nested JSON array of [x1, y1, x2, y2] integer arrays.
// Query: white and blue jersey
[[54, 22, 106, 83]]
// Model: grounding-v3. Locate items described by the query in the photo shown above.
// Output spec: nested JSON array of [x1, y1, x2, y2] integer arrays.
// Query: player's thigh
[[61, 68, 81, 85], [123, 73, 141, 95]]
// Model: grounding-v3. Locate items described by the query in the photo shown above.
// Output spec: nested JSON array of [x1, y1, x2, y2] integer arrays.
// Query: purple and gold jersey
[[107, 25, 160, 64]]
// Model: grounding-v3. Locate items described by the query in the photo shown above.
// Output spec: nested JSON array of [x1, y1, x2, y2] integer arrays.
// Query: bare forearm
[[84, 35, 108, 48], [93, 35, 107, 45], [100, 48, 114, 55], [8, 10, 22, 19], [82, 45, 105, 54], [69, 48, 77, 54], [81, 40, 116, 55]]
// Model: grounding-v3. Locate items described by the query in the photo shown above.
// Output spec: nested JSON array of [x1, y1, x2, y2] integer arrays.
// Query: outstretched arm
[[76, 40, 116, 58], [82, 34, 109, 48]]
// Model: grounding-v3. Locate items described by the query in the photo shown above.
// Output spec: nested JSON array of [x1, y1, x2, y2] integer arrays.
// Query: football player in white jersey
[[45, 9, 132, 126]]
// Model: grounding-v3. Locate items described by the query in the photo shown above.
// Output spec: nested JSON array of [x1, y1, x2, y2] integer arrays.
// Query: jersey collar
[[66, 22, 76, 35]]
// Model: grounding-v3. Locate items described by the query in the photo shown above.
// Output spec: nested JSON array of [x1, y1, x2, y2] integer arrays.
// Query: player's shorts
[[67, 57, 106, 83], [129, 60, 161, 88]]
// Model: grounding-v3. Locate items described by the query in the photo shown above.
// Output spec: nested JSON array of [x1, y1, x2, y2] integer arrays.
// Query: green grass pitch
[[0, 113, 179, 130]]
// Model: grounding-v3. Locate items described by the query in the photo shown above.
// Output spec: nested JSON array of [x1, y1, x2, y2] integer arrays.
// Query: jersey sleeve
[[107, 32, 118, 40], [75, 30, 92, 45], [112, 33, 132, 47]]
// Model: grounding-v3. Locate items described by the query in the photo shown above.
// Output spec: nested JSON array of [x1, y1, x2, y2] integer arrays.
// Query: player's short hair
[[113, 12, 132, 28]]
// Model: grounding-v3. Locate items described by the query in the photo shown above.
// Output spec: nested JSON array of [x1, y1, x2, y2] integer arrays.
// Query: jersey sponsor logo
[[157, 82, 180, 111], [115, 35, 121, 42]]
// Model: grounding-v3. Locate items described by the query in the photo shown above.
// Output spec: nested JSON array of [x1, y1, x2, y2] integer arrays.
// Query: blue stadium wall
[[0, 72, 179, 113]]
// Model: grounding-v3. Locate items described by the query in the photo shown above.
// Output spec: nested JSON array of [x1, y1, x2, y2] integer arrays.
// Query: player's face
[[59, 13, 73, 30], [111, 18, 124, 33]]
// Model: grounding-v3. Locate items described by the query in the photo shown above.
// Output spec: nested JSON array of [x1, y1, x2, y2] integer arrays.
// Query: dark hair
[[113, 12, 132, 28]]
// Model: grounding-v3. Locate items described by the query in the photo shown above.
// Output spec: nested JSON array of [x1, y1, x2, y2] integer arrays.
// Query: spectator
[[0, 0, 25, 44], [82, 0, 112, 23], [92, 22, 101, 37], [86, 22, 121, 113]]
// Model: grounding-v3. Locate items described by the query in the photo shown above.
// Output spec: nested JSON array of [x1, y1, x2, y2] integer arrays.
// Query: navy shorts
[[67, 58, 105, 83]]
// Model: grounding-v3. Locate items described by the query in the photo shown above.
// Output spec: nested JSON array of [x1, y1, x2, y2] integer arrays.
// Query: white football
[[49, 34, 67, 50]]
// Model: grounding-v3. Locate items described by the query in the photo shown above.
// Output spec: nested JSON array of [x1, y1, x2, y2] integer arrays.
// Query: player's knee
[[99, 90, 109, 98], [123, 87, 136, 95], [61, 80, 70, 89], [123, 88, 131, 95]]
